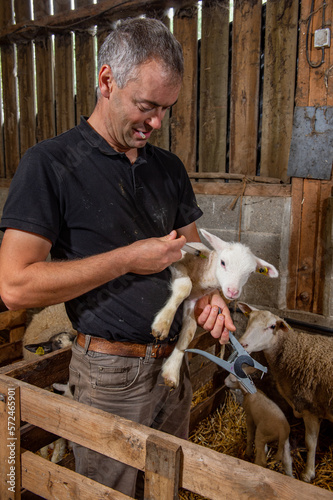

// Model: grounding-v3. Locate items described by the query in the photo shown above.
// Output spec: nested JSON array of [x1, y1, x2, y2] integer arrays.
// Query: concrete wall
[[196, 194, 291, 311]]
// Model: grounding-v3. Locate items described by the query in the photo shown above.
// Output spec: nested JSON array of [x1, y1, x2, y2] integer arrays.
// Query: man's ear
[[98, 64, 114, 97]]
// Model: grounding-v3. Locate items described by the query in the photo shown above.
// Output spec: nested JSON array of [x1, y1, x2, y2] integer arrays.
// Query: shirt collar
[[78, 116, 151, 161]]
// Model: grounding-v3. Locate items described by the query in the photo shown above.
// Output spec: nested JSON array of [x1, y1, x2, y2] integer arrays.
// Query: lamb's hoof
[[151, 321, 170, 340], [162, 369, 179, 389], [163, 376, 178, 389], [301, 469, 315, 483]]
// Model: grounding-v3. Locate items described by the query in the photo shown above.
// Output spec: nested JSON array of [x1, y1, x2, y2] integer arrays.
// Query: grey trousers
[[69, 337, 193, 498]]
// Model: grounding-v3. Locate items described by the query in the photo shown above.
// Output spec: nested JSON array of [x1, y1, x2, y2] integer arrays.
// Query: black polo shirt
[[1, 117, 202, 343]]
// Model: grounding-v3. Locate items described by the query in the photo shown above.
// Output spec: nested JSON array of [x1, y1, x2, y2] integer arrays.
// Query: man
[[0, 17, 234, 497]]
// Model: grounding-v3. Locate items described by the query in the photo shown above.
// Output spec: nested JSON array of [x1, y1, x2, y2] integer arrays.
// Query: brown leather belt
[[77, 332, 176, 359]]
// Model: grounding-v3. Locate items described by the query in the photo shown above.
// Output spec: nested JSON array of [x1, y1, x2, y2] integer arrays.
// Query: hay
[[180, 384, 333, 499]]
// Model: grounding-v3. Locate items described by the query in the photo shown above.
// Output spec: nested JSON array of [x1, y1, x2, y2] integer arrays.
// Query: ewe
[[238, 302, 333, 483], [152, 229, 278, 388]]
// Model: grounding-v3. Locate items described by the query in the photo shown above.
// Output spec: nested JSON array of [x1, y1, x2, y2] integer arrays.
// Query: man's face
[[106, 59, 181, 152]]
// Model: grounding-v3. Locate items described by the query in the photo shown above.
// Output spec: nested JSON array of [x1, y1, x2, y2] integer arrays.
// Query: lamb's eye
[[269, 324, 276, 330], [221, 260, 226, 267]]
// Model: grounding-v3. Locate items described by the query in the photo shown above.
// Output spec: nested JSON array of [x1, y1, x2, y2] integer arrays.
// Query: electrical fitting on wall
[[314, 28, 331, 48]]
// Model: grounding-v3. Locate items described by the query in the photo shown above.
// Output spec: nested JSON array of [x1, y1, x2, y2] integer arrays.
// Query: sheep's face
[[200, 229, 279, 301], [238, 306, 283, 353], [224, 373, 240, 389]]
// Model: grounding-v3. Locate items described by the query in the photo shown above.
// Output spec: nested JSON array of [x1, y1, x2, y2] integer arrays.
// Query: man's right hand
[[125, 230, 186, 275]]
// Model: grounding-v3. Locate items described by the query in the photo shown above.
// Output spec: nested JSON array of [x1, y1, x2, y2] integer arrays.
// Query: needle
[[183, 243, 207, 259]]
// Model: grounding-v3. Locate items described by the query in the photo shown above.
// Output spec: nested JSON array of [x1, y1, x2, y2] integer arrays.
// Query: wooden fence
[[1, 346, 333, 499], [0, 0, 300, 182]]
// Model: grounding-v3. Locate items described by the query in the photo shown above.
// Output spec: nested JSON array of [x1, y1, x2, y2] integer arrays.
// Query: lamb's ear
[[254, 257, 279, 278], [237, 302, 258, 316], [24, 341, 53, 355], [200, 229, 229, 252]]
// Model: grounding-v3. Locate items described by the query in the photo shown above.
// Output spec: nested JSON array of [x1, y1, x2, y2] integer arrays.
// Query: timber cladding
[[0, 0, 299, 183], [0, 0, 332, 316]]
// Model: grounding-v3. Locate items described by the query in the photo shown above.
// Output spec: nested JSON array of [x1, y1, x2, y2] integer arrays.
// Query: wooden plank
[[260, 0, 299, 182], [0, 0, 20, 178], [229, 0, 262, 175], [308, 0, 331, 107], [295, 0, 311, 105], [198, 0, 229, 173], [171, 5, 198, 172], [0, 347, 71, 387], [0, 1, 189, 43], [145, 435, 181, 500], [0, 309, 26, 330], [14, 0, 36, 158], [192, 181, 291, 197], [313, 182, 333, 314], [75, 0, 97, 124], [296, 179, 321, 311], [9, 326, 25, 344], [287, 177, 304, 309], [21, 451, 131, 500], [33, 0, 55, 142], [148, 13, 171, 151], [0, 379, 20, 499], [2, 375, 331, 500], [188, 172, 284, 183], [0, 341, 22, 367], [54, 0, 75, 134]]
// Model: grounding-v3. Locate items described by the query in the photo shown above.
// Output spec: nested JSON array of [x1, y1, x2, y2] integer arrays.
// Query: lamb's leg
[[301, 412, 321, 482], [281, 439, 293, 477], [161, 300, 197, 388], [245, 414, 255, 458], [152, 265, 192, 340], [254, 432, 267, 468]]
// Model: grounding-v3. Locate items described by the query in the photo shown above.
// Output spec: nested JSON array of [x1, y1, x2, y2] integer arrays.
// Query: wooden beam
[[287, 177, 304, 309], [0, 310, 26, 331], [21, 451, 131, 499], [192, 182, 291, 197], [0, 0, 192, 43]]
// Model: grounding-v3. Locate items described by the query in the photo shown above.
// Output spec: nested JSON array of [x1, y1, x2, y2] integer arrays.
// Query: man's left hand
[[194, 292, 236, 344]]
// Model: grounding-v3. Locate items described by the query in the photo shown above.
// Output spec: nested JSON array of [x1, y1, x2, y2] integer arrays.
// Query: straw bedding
[[180, 382, 333, 499]]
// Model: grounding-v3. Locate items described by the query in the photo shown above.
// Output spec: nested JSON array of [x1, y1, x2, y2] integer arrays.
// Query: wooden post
[[144, 435, 182, 500], [0, 378, 21, 499]]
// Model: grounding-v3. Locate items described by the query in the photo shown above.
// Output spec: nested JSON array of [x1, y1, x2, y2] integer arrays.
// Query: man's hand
[[194, 292, 236, 344]]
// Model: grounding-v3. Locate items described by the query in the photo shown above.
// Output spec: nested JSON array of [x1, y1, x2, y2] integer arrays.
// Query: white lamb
[[238, 302, 333, 483], [152, 229, 279, 388], [39, 382, 73, 463], [225, 371, 293, 476], [23, 303, 76, 361]]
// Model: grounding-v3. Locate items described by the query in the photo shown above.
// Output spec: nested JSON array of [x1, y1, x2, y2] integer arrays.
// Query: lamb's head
[[200, 229, 278, 301], [24, 331, 76, 356], [238, 302, 291, 353]]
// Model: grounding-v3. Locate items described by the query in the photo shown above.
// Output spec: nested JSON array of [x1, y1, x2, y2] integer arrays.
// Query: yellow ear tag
[[256, 266, 268, 275], [36, 347, 45, 356]]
